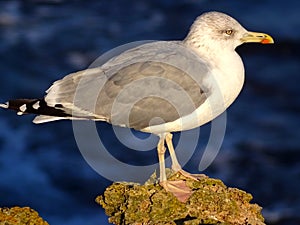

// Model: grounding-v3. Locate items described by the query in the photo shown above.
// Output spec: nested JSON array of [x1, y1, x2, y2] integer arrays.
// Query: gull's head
[[185, 11, 274, 51]]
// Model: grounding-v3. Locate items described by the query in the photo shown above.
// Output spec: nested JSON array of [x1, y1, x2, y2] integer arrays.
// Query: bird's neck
[[184, 38, 245, 107], [184, 37, 242, 73]]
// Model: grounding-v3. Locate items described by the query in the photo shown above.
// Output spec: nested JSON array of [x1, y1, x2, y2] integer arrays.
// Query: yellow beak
[[241, 31, 274, 44]]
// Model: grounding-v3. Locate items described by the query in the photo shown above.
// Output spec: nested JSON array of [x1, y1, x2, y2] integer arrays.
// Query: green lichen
[[96, 172, 265, 225], [0, 206, 49, 225]]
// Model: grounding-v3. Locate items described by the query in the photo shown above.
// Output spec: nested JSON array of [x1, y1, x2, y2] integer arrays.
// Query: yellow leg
[[157, 133, 205, 202], [159, 133, 193, 202], [166, 132, 206, 181], [157, 134, 167, 182], [165, 133, 182, 172]]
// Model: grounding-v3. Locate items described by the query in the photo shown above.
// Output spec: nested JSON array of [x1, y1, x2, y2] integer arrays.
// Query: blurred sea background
[[0, 0, 299, 224]]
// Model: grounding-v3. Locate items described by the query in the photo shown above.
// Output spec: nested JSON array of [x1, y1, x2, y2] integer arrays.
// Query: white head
[[185, 11, 273, 51]]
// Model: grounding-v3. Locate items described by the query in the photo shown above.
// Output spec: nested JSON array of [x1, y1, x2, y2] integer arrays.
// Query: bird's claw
[[177, 169, 207, 181]]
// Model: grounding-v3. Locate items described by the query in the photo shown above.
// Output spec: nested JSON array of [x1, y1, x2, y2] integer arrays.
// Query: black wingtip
[[0, 102, 9, 109], [3, 98, 70, 117]]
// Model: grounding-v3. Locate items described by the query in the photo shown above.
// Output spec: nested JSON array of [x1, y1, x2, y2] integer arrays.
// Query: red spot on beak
[[261, 39, 272, 44]]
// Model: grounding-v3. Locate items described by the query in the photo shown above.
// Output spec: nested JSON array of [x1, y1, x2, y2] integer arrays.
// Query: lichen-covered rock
[[96, 172, 265, 225], [0, 206, 49, 225]]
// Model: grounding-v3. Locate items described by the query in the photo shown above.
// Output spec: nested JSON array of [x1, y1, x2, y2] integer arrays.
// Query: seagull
[[0, 11, 273, 202]]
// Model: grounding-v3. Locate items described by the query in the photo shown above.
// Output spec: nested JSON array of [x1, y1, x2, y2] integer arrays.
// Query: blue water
[[0, 1, 299, 224]]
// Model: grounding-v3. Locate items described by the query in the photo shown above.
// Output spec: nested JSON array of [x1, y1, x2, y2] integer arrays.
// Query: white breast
[[142, 50, 245, 134]]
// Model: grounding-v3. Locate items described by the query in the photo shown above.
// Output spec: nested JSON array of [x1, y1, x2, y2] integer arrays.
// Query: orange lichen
[[0, 206, 49, 225]]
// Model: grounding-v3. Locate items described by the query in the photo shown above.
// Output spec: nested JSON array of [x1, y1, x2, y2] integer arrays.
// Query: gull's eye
[[224, 29, 234, 36]]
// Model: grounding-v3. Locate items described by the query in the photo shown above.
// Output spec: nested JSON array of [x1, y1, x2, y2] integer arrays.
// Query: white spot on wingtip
[[17, 111, 23, 116], [19, 104, 27, 112], [0, 102, 8, 109], [32, 101, 40, 110]]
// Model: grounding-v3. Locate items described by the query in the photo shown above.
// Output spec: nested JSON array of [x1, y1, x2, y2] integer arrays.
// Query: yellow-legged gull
[[0, 11, 273, 202]]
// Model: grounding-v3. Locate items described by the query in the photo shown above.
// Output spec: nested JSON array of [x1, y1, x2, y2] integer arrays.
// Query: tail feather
[[0, 98, 71, 120], [33, 115, 66, 124]]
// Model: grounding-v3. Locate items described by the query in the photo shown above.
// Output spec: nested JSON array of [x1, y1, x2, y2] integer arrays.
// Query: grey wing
[[99, 61, 209, 130], [35, 41, 212, 129]]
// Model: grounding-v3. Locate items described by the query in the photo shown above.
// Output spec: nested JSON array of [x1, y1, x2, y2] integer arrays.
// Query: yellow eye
[[225, 29, 233, 35]]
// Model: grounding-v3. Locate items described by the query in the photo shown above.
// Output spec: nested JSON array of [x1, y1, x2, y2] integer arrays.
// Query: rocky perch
[[96, 172, 265, 225], [0, 206, 49, 225]]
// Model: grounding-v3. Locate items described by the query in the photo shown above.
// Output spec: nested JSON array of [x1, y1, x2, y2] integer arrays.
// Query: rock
[[0, 206, 49, 225], [96, 172, 265, 225]]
